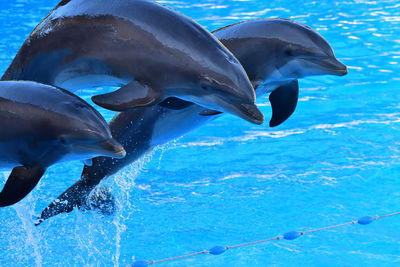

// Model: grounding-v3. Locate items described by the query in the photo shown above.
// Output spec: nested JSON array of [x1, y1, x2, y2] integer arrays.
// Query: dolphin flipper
[[0, 166, 46, 207], [269, 80, 299, 127], [92, 80, 164, 111]]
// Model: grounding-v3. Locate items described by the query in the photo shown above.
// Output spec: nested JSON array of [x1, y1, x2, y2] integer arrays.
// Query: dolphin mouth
[[318, 57, 348, 76], [234, 103, 264, 125], [96, 139, 126, 159]]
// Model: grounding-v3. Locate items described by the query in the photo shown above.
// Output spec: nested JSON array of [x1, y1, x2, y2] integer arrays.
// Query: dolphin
[[206, 18, 348, 126], [36, 19, 347, 224], [1, 0, 263, 124], [0, 81, 125, 207]]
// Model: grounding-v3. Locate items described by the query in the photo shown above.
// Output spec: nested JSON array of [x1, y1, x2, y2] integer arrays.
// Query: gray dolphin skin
[[1, 0, 263, 125], [211, 19, 348, 126], [0, 81, 125, 207], [36, 19, 347, 224]]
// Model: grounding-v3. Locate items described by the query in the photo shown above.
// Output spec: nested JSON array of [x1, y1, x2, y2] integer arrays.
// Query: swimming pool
[[1, 0, 400, 266]]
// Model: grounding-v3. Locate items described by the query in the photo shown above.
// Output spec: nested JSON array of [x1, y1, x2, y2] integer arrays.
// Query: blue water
[[1, 0, 400, 266]]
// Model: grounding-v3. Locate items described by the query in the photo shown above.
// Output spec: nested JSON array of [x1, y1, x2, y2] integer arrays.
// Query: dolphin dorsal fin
[[269, 80, 299, 127], [91, 80, 164, 111], [0, 165, 46, 207]]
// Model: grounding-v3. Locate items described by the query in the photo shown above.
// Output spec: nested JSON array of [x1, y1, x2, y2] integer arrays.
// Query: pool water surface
[[1, 0, 400, 266]]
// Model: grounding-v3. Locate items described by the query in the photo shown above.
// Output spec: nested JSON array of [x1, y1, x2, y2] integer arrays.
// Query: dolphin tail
[[91, 80, 164, 111], [269, 80, 299, 127], [35, 179, 94, 225], [36, 161, 114, 225], [0, 166, 46, 207]]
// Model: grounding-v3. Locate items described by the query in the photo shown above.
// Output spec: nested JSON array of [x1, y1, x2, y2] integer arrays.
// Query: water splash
[[104, 150, 156, 266], [4, 171, 42, 266]]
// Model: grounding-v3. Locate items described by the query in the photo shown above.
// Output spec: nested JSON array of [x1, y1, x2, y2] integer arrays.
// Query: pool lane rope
[[128, 211, 400, 267]]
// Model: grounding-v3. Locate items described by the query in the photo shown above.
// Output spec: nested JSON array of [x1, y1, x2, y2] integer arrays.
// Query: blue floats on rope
[[128, 212, 400, 266], [283, 231, 302, 240], [131, 260, 150, 267], [209, 246, 227, 255], [357, 216, 375, 225]]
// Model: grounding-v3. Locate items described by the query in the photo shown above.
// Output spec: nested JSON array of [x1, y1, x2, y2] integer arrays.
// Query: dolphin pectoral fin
[[269, 80, 299, 127], [0, 166, 46, 207], [158, 97, 194, 110], [199, 109, 223, 116], [91, 81, 164, 111]]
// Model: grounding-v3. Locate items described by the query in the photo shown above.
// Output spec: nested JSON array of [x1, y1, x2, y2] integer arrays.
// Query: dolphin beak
[[96, 138, 126, 159], [323, 57, 348, 76], [232, 103, 264, 125]]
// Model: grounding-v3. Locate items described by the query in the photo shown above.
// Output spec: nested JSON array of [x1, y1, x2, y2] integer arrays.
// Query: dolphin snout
[[97, 138, 126, 159], [235, 103, 264, 125], [337, 65, 348, 76], [324, 57, 348, 76]]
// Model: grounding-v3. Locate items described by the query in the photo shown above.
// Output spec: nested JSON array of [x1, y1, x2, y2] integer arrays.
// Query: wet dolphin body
[[209, 19, 348, 126], [0, 81, 126, 207], [36, 19, 347, 224], [1, 0, 263, 124]]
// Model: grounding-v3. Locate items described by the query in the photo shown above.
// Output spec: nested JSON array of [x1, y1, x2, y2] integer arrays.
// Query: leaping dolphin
[[0, 81, 125, 207], [208, 18, 348, 126], [36, 19, 347, 224], [1, 0, 263, 124]]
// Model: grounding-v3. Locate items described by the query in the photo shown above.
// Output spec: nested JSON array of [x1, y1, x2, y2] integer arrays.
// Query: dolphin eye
[[59, 136, 68, 145], [201, 84, 210, 91], [284, 49, 293, 56]]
